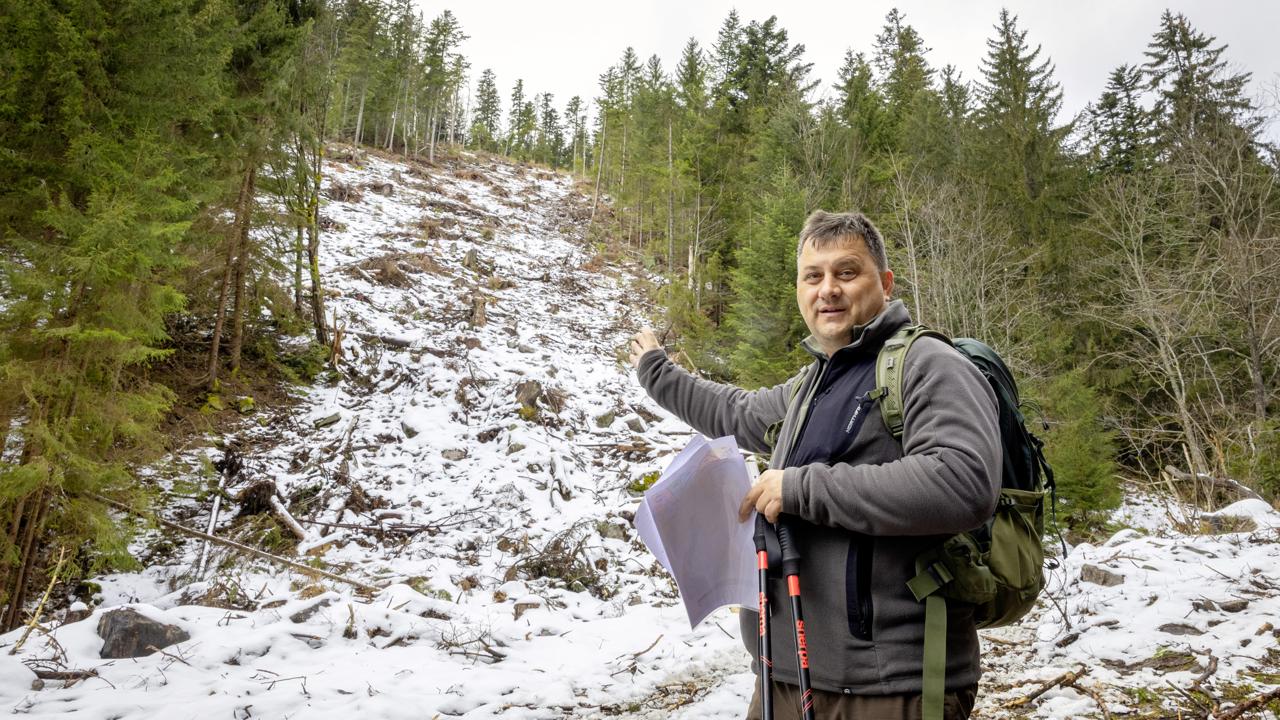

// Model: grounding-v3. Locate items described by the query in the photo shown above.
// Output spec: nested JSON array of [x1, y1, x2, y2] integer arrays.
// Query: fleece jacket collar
[[799, 299, 912, 362]]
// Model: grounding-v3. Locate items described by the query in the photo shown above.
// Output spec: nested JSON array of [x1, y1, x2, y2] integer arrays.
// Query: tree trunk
[[308, 220, 327, 347], [307, 134, 328, 346], [587, 120, 606, 238], [667, 119, 675, 273], [294, 225, 305, 316], [386, 83, 399, 153], [354, 83, 367, 146], [689, 189, 701, 291], [229, 164, 258, 374], [428, 96, 440, 164], [207, 163, 254, 385], [1247, 328, 1268, 421], [2, 488, 47, 631], [448, 86, 458, 146], [337, 77, 351, 141]]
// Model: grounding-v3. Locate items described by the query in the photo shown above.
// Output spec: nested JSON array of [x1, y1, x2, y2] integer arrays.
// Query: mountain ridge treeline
[[1, 1, 1276, 627]]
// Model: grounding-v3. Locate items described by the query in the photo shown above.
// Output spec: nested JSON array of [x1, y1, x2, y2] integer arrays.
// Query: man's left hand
[[740, 469, 784, 523]]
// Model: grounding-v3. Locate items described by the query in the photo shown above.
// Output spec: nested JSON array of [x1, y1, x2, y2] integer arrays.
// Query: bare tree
[[1081, 173, 1219, 476]]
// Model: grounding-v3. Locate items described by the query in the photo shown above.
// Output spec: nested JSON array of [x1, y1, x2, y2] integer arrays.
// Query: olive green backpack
[[876, 325, 1055, 720]]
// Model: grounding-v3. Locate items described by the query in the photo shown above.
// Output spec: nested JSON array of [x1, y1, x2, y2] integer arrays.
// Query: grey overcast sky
[[437, 0, 1280, 136]]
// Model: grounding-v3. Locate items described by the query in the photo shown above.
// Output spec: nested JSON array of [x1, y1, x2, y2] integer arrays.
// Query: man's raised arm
[[628, 328, 798, 456]]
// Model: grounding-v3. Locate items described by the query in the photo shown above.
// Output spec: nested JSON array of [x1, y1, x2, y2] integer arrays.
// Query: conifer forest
[[1, 3, 1278, 710]]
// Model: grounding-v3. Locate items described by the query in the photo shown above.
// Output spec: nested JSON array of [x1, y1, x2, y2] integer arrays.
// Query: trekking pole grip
[[775, 520, 802, 578], [754, 514, 770, 552]]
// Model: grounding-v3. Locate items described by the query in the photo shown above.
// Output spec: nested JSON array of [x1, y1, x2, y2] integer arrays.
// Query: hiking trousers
[[745, 681, 978, 720]]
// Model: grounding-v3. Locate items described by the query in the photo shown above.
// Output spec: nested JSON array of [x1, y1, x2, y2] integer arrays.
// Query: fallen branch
[[10, 546, 66, 655], [31, 668, 98, 681], [1064, 676, 1112, 720], [1214, 687, 1280, 720], [268, 495, 309, 542], [1004, 666, 1089, 708], [629, 634, 663, 660], [1192, 653, 1219, 694], [1163, 465, 1263, 502], [1168, 679, 1212, 718], [91, 494, 380, 594]]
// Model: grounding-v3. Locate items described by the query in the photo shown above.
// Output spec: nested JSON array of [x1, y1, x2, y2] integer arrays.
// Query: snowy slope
[[2, 148, 1277, 720], [0, 148, 746, 718]]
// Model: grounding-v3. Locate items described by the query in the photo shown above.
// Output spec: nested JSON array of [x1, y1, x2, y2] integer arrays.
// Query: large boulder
[[97, 607, 190, 659]]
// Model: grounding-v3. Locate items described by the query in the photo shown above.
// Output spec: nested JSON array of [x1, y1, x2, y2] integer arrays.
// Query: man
[[629, 210, 1001, 720]]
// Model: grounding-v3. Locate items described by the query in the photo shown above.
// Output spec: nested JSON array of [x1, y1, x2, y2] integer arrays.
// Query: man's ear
[[881, 269, 894, 300]]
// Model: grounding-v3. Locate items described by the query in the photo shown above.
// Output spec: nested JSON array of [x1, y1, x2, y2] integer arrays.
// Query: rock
[[1158, 622, 1204, 636], [515, 380, 542, 408], [401, 420, 419, 438], [290, 596, 336, 623], [442, 448, 468, 461], [517, 344, 535, 354], [625, 417, 646, 433], [63, 602, 91, 625], [462, 248, 479, 270], [236, 396, 256, 414], [1080, 564, 1124, 586], [97, 608, 190, 659], [1220, 599, 1250, 613], [594, 411, 616, 428], [313, 412, 342, 429], [506, 442, 526, 455], [596, 520, 629, 541]]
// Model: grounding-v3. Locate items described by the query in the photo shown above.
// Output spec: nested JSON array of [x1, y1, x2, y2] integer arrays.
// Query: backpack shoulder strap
[[876, 324, 951, 439]]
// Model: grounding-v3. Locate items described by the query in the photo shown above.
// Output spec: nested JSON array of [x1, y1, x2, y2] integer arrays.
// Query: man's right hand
[[628, 328, 662, 368]]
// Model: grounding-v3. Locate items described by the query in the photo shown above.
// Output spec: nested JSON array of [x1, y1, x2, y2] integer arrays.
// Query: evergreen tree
[[506, 79, 527, 155], [676, 38, 708, 114], [872, 9, 934, 149], [0, 0, 234, 627], [471, 69, 502, 152], [1043, 370, 1121, 538], [563, 95, 587, 174], [834, 50, 888, 152], [1085, 64, 1153, 175], [1143, 11, 1258, 147], [974, 9, 1071, 244], [725, 169, 809, 387]]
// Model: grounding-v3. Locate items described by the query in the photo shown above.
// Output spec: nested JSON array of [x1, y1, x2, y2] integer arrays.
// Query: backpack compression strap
[[878, 324, 954, 720]]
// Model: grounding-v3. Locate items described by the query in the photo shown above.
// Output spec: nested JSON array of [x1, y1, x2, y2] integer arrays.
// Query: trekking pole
[[775, 520, 816, 720], [753, 515, 774, 720]]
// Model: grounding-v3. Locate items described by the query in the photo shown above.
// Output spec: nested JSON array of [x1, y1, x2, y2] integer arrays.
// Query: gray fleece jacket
[[636, 300, 1001, 695]]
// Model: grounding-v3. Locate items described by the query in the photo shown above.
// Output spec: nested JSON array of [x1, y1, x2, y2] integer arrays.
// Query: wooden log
[[91, 494, 379, 593]]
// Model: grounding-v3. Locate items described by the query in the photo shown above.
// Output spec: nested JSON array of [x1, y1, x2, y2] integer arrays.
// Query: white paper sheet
[[635, 435, 758, 628]]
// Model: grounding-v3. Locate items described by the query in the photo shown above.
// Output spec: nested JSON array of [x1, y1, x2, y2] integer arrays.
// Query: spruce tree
[[471, 69, 502, 152], [1085, 64, 1153, 175], [1143, 11, 1258, 147], [835, 50, 889, 152], [974, 9, 1071, 244], [726, 169, 809, 387], [0, 0, 234, 627], [872, 9, 934, 150]]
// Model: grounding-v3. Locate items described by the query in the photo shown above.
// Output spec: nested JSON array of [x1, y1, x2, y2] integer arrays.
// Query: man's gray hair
[[796, 210, 889, 273]]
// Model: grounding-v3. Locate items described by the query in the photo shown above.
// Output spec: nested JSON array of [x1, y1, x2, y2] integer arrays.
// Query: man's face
[[796, 235, 894, 356]]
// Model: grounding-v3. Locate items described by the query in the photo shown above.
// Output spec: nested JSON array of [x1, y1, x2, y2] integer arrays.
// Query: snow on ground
[[1, 148, 1277, 719]]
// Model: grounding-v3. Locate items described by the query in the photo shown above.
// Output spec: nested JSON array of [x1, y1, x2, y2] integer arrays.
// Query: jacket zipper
[[847, 533, 874, 640]]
